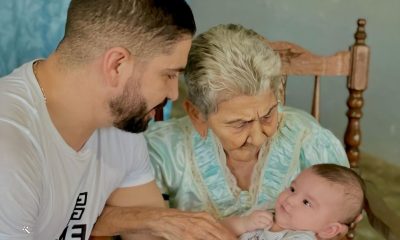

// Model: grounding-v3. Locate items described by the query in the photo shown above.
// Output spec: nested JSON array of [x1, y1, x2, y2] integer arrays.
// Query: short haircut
[[310, 163, 366, 224], [57, 0, 196, 64], [184, 24, 282, 117]]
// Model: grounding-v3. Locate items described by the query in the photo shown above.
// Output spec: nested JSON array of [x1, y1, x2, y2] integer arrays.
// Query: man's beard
[[110, 87, 151, 134], [112, 102, 150, 133]]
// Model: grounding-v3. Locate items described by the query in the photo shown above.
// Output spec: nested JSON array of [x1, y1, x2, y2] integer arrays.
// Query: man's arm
[[91, 180, 164, 240], [91, 181, 236, 240]]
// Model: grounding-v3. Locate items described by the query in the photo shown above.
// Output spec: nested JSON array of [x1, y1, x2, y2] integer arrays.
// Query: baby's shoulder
[[283, 230, 316, 240]]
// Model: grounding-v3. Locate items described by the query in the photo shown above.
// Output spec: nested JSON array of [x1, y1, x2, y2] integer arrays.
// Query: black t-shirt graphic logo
[[58, 192, 88, 240]]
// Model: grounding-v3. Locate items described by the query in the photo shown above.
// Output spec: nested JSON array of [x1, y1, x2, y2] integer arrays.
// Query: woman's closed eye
[[231, 121, 251, 129], [259, 114, 272, 124]]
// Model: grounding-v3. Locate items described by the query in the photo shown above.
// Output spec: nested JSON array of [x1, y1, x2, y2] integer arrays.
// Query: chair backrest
[[267, 19, 370, 240], [260, 19, 398, 240], [268, 18, 370, 170]]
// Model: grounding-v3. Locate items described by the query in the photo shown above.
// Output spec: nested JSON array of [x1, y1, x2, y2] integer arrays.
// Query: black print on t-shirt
[[59, 192, 88, 240]]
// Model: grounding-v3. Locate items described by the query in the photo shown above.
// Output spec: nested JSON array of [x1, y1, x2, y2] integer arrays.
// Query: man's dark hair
[[57, 0, 196, 63]]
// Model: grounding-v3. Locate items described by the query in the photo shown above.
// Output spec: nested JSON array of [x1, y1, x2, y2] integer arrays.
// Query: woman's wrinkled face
[[206, 90, 278, 162]]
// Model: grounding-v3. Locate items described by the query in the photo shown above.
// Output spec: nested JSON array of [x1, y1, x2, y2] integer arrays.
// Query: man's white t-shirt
[[0, 61, 154, 239]]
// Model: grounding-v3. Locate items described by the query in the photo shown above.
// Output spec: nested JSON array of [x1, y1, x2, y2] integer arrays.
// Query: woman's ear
[[316, 222, 348, 239], [183, 100, 208, 138]]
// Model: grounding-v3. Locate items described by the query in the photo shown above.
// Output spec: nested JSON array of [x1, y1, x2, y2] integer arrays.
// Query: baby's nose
[[285, 195, 298, 208], [282, 200, 292, 212]]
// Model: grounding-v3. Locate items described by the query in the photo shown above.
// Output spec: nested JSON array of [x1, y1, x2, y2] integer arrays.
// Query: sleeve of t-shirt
[[0, 123, 40, 240], [119, 133, 154, 188]]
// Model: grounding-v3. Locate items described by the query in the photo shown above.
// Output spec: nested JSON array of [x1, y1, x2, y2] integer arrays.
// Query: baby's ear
[[316, 222, 348, 239], [353, 213, 363, 225]]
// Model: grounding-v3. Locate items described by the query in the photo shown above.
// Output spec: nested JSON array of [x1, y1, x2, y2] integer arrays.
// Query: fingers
[[154, 210, 236, 240], [247, 210, 274, 230], [187, 212, 236, 240]]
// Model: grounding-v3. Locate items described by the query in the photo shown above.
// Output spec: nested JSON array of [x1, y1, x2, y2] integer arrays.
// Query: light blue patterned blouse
[[145, 106, 348, 219]]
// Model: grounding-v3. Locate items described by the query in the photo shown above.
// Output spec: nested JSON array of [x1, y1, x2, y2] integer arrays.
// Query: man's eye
[[167, 73, 179, 80], [303, 199, 311, 207]]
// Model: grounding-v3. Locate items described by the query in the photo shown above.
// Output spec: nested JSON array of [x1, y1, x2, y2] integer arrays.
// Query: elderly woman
[[144, 24, 348, 219]]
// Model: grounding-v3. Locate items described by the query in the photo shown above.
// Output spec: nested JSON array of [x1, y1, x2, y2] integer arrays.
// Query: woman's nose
[[247, 121, 268, 147]]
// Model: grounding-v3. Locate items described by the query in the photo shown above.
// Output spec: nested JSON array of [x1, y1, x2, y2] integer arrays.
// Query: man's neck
[[36, 54, 108, 151]]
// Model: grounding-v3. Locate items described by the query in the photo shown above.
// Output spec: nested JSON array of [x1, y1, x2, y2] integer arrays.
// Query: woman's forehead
[[214, 91, 276, 117]]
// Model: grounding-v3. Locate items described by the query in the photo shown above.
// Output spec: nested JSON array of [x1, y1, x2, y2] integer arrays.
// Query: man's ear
[[183, 100, 208, 138], [317, 222, 348, 239], [102, 47, 132, 88]]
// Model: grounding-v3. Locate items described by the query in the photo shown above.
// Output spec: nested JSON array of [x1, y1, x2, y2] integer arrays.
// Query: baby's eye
[[303, 199, 311, 207], [289, 186, 295, 192]]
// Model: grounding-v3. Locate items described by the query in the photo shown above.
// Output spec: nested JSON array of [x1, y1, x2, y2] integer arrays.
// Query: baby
[[223, 164, 365, 240]]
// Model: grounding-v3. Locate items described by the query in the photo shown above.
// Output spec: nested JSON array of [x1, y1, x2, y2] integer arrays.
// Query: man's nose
[[167, 77, 179, 101]]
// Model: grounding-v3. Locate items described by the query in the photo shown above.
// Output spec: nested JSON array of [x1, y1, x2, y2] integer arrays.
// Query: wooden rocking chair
[[266, 18, 399, 240]]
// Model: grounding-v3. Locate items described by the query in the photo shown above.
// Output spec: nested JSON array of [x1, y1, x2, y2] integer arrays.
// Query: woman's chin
[[228, 150, 259, 162]]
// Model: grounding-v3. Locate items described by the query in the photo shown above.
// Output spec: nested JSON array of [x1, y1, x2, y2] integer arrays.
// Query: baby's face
[[274, 169, 347, 232]]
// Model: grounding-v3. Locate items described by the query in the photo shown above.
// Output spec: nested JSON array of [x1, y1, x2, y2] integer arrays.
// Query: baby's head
[[274, 164, 365, 239]]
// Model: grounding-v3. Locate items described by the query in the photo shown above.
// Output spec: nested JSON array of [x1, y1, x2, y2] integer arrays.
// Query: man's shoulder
[[0, 61, 41, 125], [0, 61, 34, 89]]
